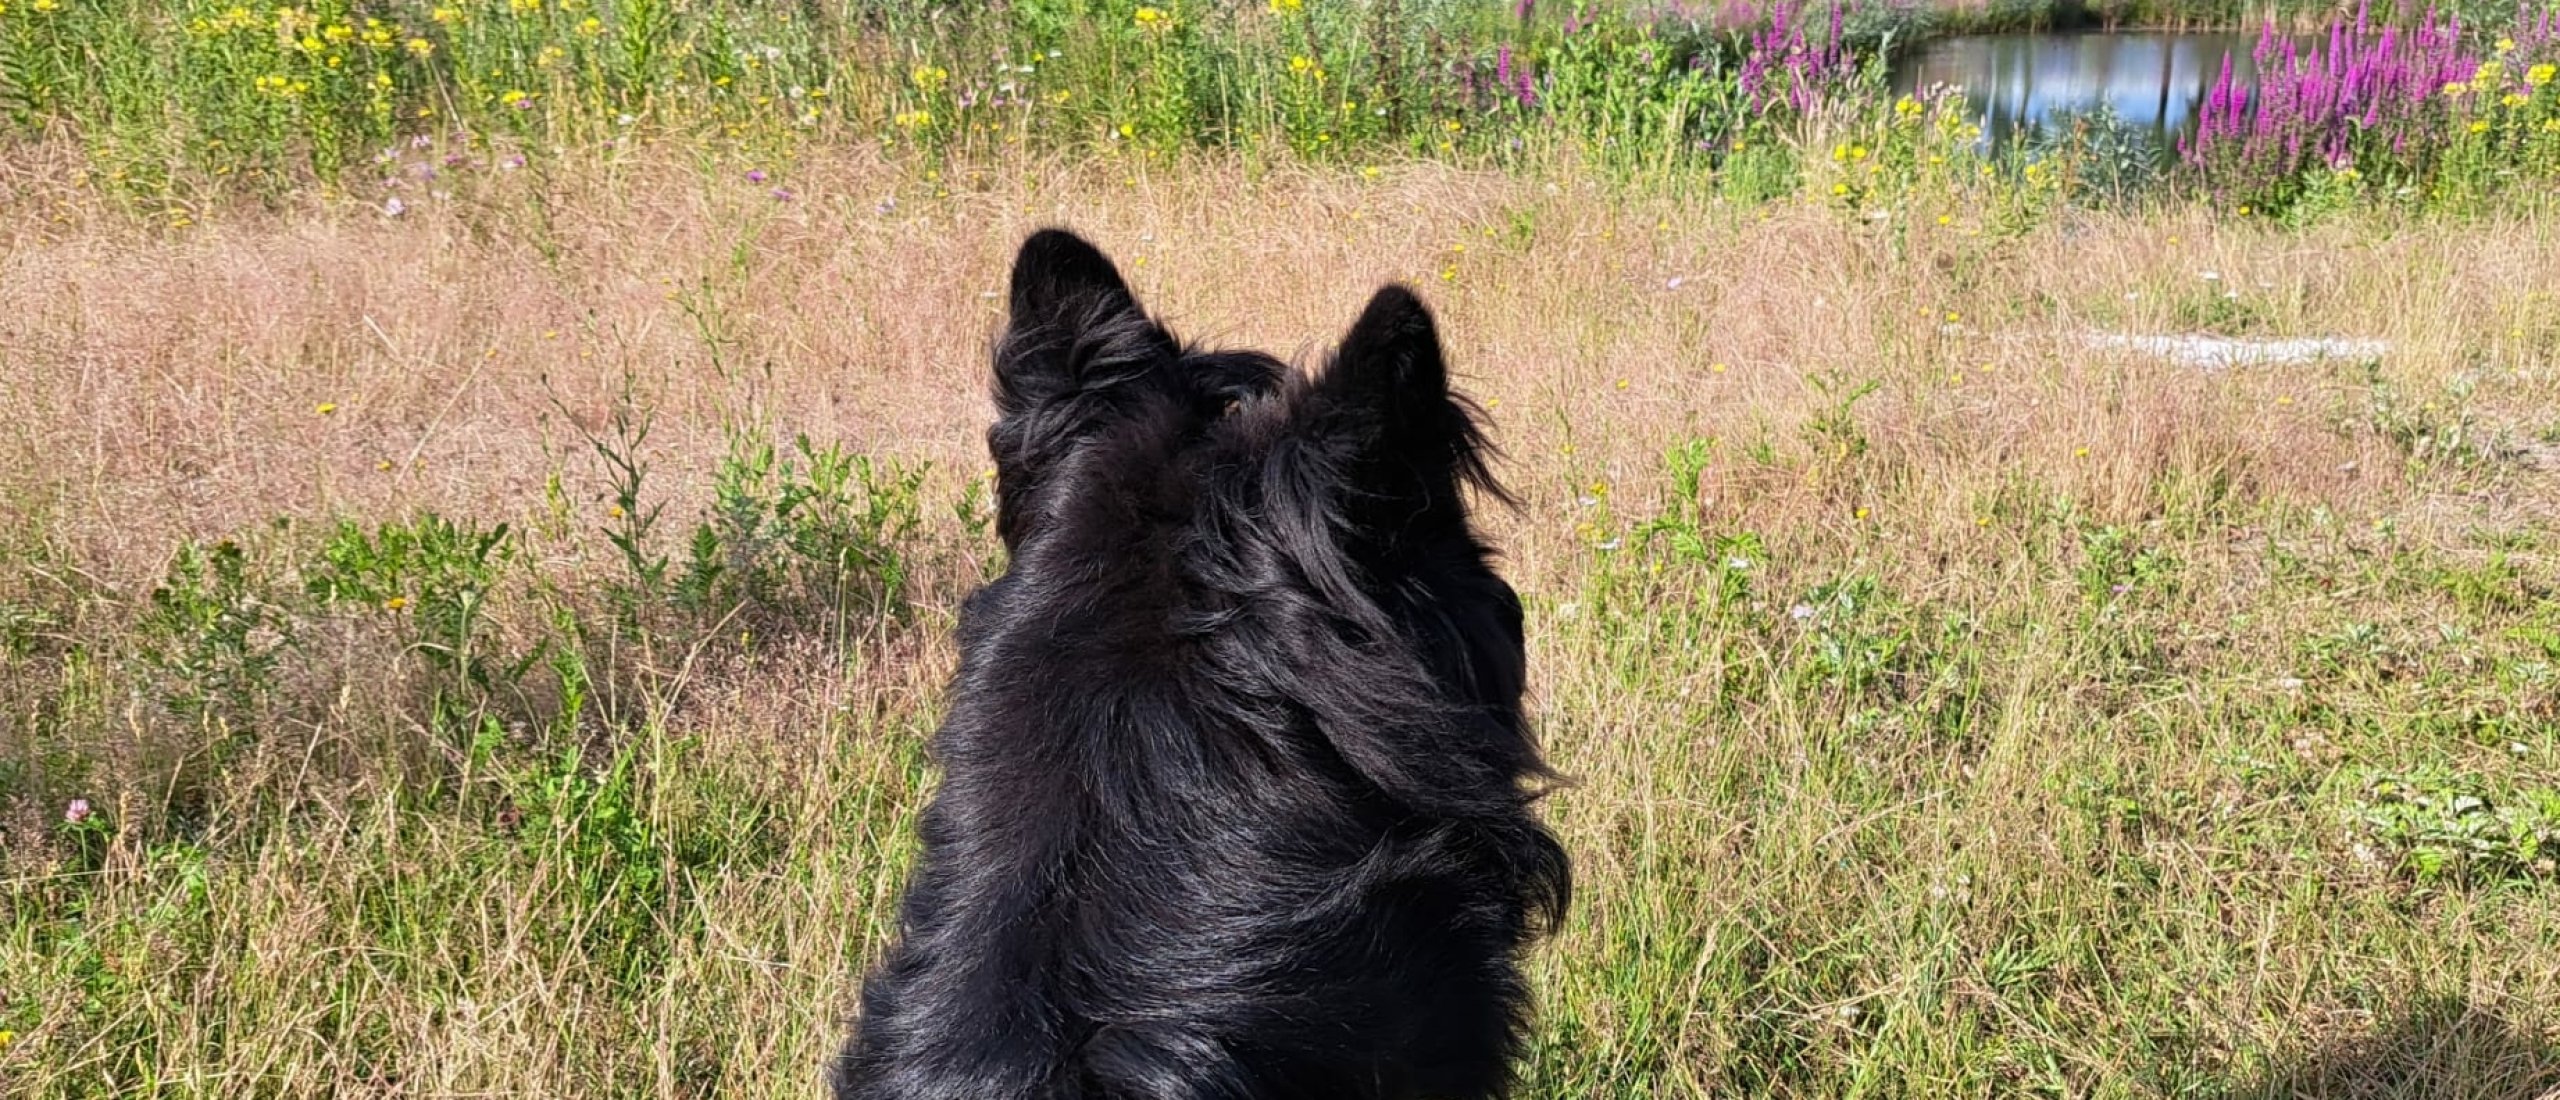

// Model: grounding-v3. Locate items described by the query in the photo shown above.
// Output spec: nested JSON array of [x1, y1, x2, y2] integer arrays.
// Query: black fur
[[832, 229, 1571, 1100]]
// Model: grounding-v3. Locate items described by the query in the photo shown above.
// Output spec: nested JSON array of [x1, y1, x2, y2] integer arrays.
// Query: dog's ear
[[1302, 285, 1496, 551], [987, 230, 1182, 548], [997, 229, 1171, 401]]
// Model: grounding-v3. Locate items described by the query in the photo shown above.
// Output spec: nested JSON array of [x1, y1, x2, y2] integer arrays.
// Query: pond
[[1889, 31, 2276, 157]]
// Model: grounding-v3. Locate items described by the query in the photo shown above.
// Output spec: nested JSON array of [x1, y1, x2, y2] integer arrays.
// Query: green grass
[[2, 4, 2558, 1088]]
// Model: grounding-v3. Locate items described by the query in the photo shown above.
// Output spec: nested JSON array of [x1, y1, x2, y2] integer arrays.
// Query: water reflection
[[1889, 32, 2276, 155]]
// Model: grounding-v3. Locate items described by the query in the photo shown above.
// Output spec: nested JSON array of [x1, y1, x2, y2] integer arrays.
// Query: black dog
[[832, 230, 1570, 1100]]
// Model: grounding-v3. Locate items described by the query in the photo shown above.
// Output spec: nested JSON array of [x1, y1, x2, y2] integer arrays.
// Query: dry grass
[[4, 148, 2560, 1097]]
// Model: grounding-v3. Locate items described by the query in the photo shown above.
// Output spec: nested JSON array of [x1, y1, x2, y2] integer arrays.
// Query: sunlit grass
[[3, 145, 2558, 1095]]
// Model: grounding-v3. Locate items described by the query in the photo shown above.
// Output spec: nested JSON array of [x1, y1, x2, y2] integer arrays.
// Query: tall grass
[[4, 0, 2558, 216], [3, 149, 2558, 1095]]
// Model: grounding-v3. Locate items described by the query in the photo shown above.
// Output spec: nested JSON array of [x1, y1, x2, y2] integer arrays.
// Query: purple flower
[[772, 187, 795, 201], [745, 169, 768, 183], [501, 154, 526, 170], [383, 196, 407, 217], [65, 799, 92, 824]]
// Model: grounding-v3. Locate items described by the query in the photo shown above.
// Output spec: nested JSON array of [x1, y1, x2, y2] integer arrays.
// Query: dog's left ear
[[1303, 285, 1494, 550]]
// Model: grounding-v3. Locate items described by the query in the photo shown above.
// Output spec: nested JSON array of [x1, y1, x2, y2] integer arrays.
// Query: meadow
[[6, 1, 2560, 1097]]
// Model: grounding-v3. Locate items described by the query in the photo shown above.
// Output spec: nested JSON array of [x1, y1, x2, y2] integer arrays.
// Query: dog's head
[[980, 228, 1543, 822]]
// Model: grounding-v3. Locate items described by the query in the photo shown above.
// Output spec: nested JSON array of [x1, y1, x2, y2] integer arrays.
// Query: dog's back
[[833, 230, 1568, 1100]]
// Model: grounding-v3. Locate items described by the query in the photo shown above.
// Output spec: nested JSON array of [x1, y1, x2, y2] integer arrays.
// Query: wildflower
[[2074, 446, 2089, 458], [32, 0, 56, 10], [746, 168, 767, 183], [1289, 55, 1315, 75], [1134, 6, 1168, 28], [2497, 36, 2516, 54], [2531, 64, 2557, 88], [315, 402, 339, 415], [911, 64, 949, 92], [509, 0, 540, 12], [1854, 506, 1869, 519], [1789, 603, 1815, 620], [1936, 214, 1951, 226], [384, 596, 410, 611], [578, 16, 602, 36], [894, 109, 932, 129], [406, 37, 433, 57], [1709, 361, 1727, 373], [383, 196, 406, 217], [1359, 165, 1380, 180], [2443, 81, 2469, 97], [1270, 0, 1301, 10], [501, 89, 534, 109], [773, 187, 795, 201], [2469, 120, 2490, 133], [65, 798, 92, 823]]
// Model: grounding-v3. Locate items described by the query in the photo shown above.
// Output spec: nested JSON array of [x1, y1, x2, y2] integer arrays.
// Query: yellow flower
[[385, 596, 409, 611], [500, 88, 534, 108], [1830, 182, 1849, 196], [2496, 36, 2515, 54], [578, 16, 602, 36], [1134, 6, 1168, 28], [406, 38, 433, 58], [32, 0, 57, 11], [1270, 0, 1302, 10], [1709, 361, 1728, 373], [1936, 214, 1952, 225], [2443, 81, 2468, 97], [315, 402, 338, 415], [911, 64, 949, 92], [1, 1028, 16, 1045], [2469, 119, 2490, 133], [2529, 63, 2557, 88], [1290, 55, 1315, 75], [431, 6, 461, 24], [508, 0, 541, 12], [2074, 446, 2090, 458], [894, 109, 933, 129]]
